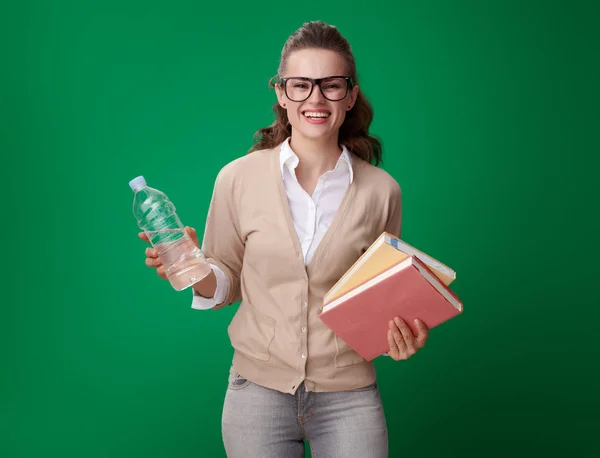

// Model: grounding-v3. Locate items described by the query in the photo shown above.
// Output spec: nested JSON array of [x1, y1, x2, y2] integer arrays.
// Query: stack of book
[[319, 232, 463, 361]]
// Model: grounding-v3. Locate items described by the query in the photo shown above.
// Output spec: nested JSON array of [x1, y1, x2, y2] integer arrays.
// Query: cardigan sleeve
[[200, 166, 244, 309], [384, 182, 402, 238]]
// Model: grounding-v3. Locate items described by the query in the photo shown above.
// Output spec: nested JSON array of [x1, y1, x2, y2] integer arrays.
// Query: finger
[[157, 266, 167, 279], [145, 257, 162, 268], [414, 319, 429, 348], [389, 320, 407, 355], [145, 247, 158, 258], [394, 317, 417, 350], [138, 232, 149, 242], [387, 329, 400, 360], [186, 226, 200, 247]]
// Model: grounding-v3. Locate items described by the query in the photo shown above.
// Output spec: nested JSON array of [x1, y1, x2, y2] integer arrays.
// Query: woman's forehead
[[285, 49, 347, 77]]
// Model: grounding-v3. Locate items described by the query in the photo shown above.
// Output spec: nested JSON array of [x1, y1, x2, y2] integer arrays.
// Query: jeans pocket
[[227, 366, 251, 390]]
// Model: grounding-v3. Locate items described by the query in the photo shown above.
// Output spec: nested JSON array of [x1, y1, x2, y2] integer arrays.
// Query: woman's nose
[[307, 83, 326, 103]]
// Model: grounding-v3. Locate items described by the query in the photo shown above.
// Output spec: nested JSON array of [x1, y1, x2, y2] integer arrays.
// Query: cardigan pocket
[[228, 302, 276, 362], [334, 335, 366, 367]]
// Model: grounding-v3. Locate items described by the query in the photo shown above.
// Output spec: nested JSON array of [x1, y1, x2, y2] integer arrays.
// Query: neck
[[289, 132, 342, 178]]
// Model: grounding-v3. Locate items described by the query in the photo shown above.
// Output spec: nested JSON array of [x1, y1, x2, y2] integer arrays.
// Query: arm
[[382, 181, 402, 357], [384, 182, 402, 238], [196, 166, 245, 310]]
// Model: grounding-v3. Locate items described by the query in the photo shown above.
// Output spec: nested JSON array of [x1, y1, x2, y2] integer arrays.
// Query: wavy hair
[[249, 21, 382, 165]]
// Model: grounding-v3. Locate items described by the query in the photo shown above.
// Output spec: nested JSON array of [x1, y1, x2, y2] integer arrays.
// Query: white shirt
[[192, 138, 353, 310]]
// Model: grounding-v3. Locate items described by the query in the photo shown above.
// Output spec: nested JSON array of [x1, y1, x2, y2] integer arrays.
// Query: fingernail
[[414, 319, 421, 325], [394, 317, 402, 325]]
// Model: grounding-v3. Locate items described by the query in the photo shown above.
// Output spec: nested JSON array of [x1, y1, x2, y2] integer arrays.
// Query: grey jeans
[[221, 366, 388, 458]]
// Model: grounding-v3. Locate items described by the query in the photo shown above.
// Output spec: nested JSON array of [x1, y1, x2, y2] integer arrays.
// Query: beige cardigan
[[201, 145, 401, 394]]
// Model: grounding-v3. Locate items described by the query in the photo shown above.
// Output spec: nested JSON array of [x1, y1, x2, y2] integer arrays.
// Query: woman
[[141, 20, 428, 458]]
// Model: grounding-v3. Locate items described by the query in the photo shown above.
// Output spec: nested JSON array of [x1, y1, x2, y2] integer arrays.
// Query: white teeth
[[303, 111, 330, 118]]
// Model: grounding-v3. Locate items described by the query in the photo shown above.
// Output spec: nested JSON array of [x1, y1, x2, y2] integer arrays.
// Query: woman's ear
[[348, 84, 359, 110], [275, 85, 286, 108]]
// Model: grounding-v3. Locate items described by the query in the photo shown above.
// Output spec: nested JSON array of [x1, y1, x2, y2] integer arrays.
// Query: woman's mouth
[[302, 110, 331, 124]]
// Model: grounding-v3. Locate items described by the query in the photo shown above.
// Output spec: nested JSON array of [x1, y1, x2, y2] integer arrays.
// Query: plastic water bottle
[[129, 176, 212, 291]]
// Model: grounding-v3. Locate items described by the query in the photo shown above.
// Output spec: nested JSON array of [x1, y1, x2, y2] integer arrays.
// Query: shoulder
[[352, 156, 401, 198], [214, 146, 279, 188]]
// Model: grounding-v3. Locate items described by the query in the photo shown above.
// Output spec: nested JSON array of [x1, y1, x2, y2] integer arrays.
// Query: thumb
[[186, 226, 200, 247]]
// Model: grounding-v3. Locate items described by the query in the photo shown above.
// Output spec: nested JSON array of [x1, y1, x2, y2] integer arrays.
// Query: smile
[[302, 111, 331, 119]]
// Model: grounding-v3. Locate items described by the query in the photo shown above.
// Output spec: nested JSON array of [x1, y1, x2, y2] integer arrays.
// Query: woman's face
[[276, 48, 359, 145]]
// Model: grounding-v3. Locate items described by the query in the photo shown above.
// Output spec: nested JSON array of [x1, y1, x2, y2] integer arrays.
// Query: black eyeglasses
[[272, 76, 354, 102]]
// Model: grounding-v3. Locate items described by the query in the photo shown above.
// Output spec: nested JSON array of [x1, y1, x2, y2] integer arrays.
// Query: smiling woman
[[140, 20, 420, 458], [276, 49, 357, 146], [251, 22, 383, 166]]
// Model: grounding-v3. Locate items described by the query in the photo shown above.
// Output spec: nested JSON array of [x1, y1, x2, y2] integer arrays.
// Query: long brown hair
[[249, 21, 383, 166]]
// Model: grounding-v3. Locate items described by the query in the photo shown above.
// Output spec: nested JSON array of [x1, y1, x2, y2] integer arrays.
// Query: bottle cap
[[129, 176, 147, 191]]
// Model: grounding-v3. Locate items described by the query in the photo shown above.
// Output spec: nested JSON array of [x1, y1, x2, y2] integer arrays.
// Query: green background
[[2, 1, 599, 457]]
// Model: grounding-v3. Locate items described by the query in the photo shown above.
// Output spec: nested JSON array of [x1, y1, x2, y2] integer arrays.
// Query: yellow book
[[323, 232, 456, 304]]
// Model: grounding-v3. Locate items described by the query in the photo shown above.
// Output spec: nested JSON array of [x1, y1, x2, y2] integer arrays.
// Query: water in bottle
[[129, 176, 212, 291]]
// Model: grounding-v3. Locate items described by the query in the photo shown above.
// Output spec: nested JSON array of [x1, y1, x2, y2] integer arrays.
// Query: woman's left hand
[[387, 317, 429, 361]]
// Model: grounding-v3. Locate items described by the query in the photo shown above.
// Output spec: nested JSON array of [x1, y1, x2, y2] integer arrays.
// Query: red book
[[319, 256, 463, 361]]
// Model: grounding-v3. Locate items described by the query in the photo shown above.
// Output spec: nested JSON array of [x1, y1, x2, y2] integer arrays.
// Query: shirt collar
[[279, 137, 354, 183]]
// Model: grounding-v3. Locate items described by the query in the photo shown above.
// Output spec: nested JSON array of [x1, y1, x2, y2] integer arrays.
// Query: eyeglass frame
[[271, 75, 355, 102]]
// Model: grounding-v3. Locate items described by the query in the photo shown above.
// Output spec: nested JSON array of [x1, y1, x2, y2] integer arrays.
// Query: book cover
[[319, 256, 462, 361], [324, 232, 456, 304]]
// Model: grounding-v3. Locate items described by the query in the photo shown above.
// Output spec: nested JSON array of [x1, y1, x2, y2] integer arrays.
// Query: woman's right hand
[[138, 226, 200, 280]]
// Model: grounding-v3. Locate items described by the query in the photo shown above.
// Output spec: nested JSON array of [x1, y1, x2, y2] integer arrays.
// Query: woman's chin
[[292, 124, 339, 142]]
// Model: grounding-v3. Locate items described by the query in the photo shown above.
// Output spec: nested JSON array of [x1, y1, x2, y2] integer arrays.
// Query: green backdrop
[[2, 1, 599, 457]]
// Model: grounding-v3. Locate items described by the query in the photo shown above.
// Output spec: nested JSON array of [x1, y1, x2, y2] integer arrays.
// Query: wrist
[[192, 268, 217, 298]]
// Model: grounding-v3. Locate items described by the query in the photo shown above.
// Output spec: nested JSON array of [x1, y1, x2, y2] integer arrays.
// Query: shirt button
[[301, 353, 306, 359], [302, 301, 307, 308], [300, 375, 305, 380], [302, 326, 307, 332]]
